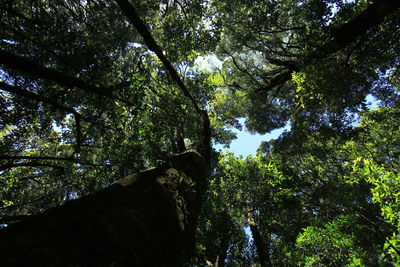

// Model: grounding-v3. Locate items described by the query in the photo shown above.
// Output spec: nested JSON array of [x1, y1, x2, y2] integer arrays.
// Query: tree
[[253, 105, 400, 265], [1, 0, 212, 265], [209, 0, 400, 133], [1, 0, 400, 265], [0, 151, 208, 266]]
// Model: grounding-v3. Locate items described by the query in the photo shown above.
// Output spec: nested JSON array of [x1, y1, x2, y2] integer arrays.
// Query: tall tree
[[1, 0, 400, 265], [0, 151, 208, 266], [1, 0, 212, 265]]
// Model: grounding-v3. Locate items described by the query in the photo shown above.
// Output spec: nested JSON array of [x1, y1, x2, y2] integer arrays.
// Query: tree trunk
[[248, 216, 272, 267], [0, 150, 207, 267], [214, 233, 229, 267]]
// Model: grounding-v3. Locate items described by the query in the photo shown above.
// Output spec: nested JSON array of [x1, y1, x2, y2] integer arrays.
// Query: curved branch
[[114, 0, 212, 163], [0, 81, 79, 116], [0, 155, 116, 168], [252, 0, 400, 94], [356, 212, 400, 256], [0, 51, 131, 104], [0, 162, 65, 171]]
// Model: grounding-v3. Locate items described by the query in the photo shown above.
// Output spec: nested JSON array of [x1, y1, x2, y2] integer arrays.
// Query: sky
[[195, 55, 291, 158], [214, 118, 290, 157], [196, 55, 382, 158], [214, 93, 381, 158]]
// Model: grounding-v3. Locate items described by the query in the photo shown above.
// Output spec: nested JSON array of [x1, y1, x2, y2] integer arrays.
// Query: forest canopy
[[1, 0, 400, 266]]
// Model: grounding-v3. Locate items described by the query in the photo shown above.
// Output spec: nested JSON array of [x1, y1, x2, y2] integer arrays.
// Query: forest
[[0, 0, 399, 266]]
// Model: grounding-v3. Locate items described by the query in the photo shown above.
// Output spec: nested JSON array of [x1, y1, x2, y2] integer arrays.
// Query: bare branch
[[356, 212, 400, 256]]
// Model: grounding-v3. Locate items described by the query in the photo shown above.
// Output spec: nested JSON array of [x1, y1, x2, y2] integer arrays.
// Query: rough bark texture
[[0, 150, 207, 267]]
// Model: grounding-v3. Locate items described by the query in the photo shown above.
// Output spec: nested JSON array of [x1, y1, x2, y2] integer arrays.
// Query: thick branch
[[114, 0, 204, 117], [0, 51, 129, 104], [254, 0, 400, 94], [115, 0, 212, 164], [248, 216, 272, 267], [196, 110, 211, 166], [0, 162, 65, 171], [0, 81, 79, 116], [0, 155, 115, 169], [0, 215, 32, 224], [356, 212, 400, 256], [254, 70, 293, 94], [329, 0, 400, 50], [0, 156, 76, 161]]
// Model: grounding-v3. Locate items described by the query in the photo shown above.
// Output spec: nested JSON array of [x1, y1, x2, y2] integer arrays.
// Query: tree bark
[[0, 150, 207, 267], [248, 216, 272, 267], [114, 0, 205, 117], [206, 211, 231, 267]]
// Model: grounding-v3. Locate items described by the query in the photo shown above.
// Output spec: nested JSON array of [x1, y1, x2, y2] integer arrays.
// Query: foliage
[[1, 0, 400, 266], [0, 0, 214, 219], [344, 107, 400, 263], [295, 215, 365, 266]]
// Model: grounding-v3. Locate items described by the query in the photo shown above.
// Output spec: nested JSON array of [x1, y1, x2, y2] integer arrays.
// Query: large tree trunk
[[0, 150, 207, 267]]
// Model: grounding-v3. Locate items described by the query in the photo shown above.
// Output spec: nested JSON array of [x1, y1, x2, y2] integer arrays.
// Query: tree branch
[[0, 81, 79, 116], [0, 81, 83, 156], [252, 0, 400, 94], [356, 212, 400, 256], [0, 155, 116, 168], [0, 215, 32, 224], [114, 0, 212, 163], [253, 70, 293, 95], [0, 51, 131, 104], [329, 0, 400, 50], [114, 0, 204, 118], [0, 162, 65, 171]]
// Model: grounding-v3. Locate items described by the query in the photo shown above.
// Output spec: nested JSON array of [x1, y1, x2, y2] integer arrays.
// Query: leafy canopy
[[1, 0, 400, 265]]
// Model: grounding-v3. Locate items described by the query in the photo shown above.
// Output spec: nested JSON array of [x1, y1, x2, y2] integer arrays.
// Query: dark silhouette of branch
[[248, 214, 272, 267], [0, 162, 65, 171], [0, 81, 79, 116], [253, 70, 293, 94], [252, 0, 400, 94], [114, 0, 204, 118], [222, 47, 263, 87], [328, 0, 400, 50], [115, 0, 212, 164], [0, 155, 116, 169], [0, 156, 75, 161], [0, 81, 83, 155], [0, 215, 32, 224], [356, 212, 400, 256], [0, 51, 132, 104]]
